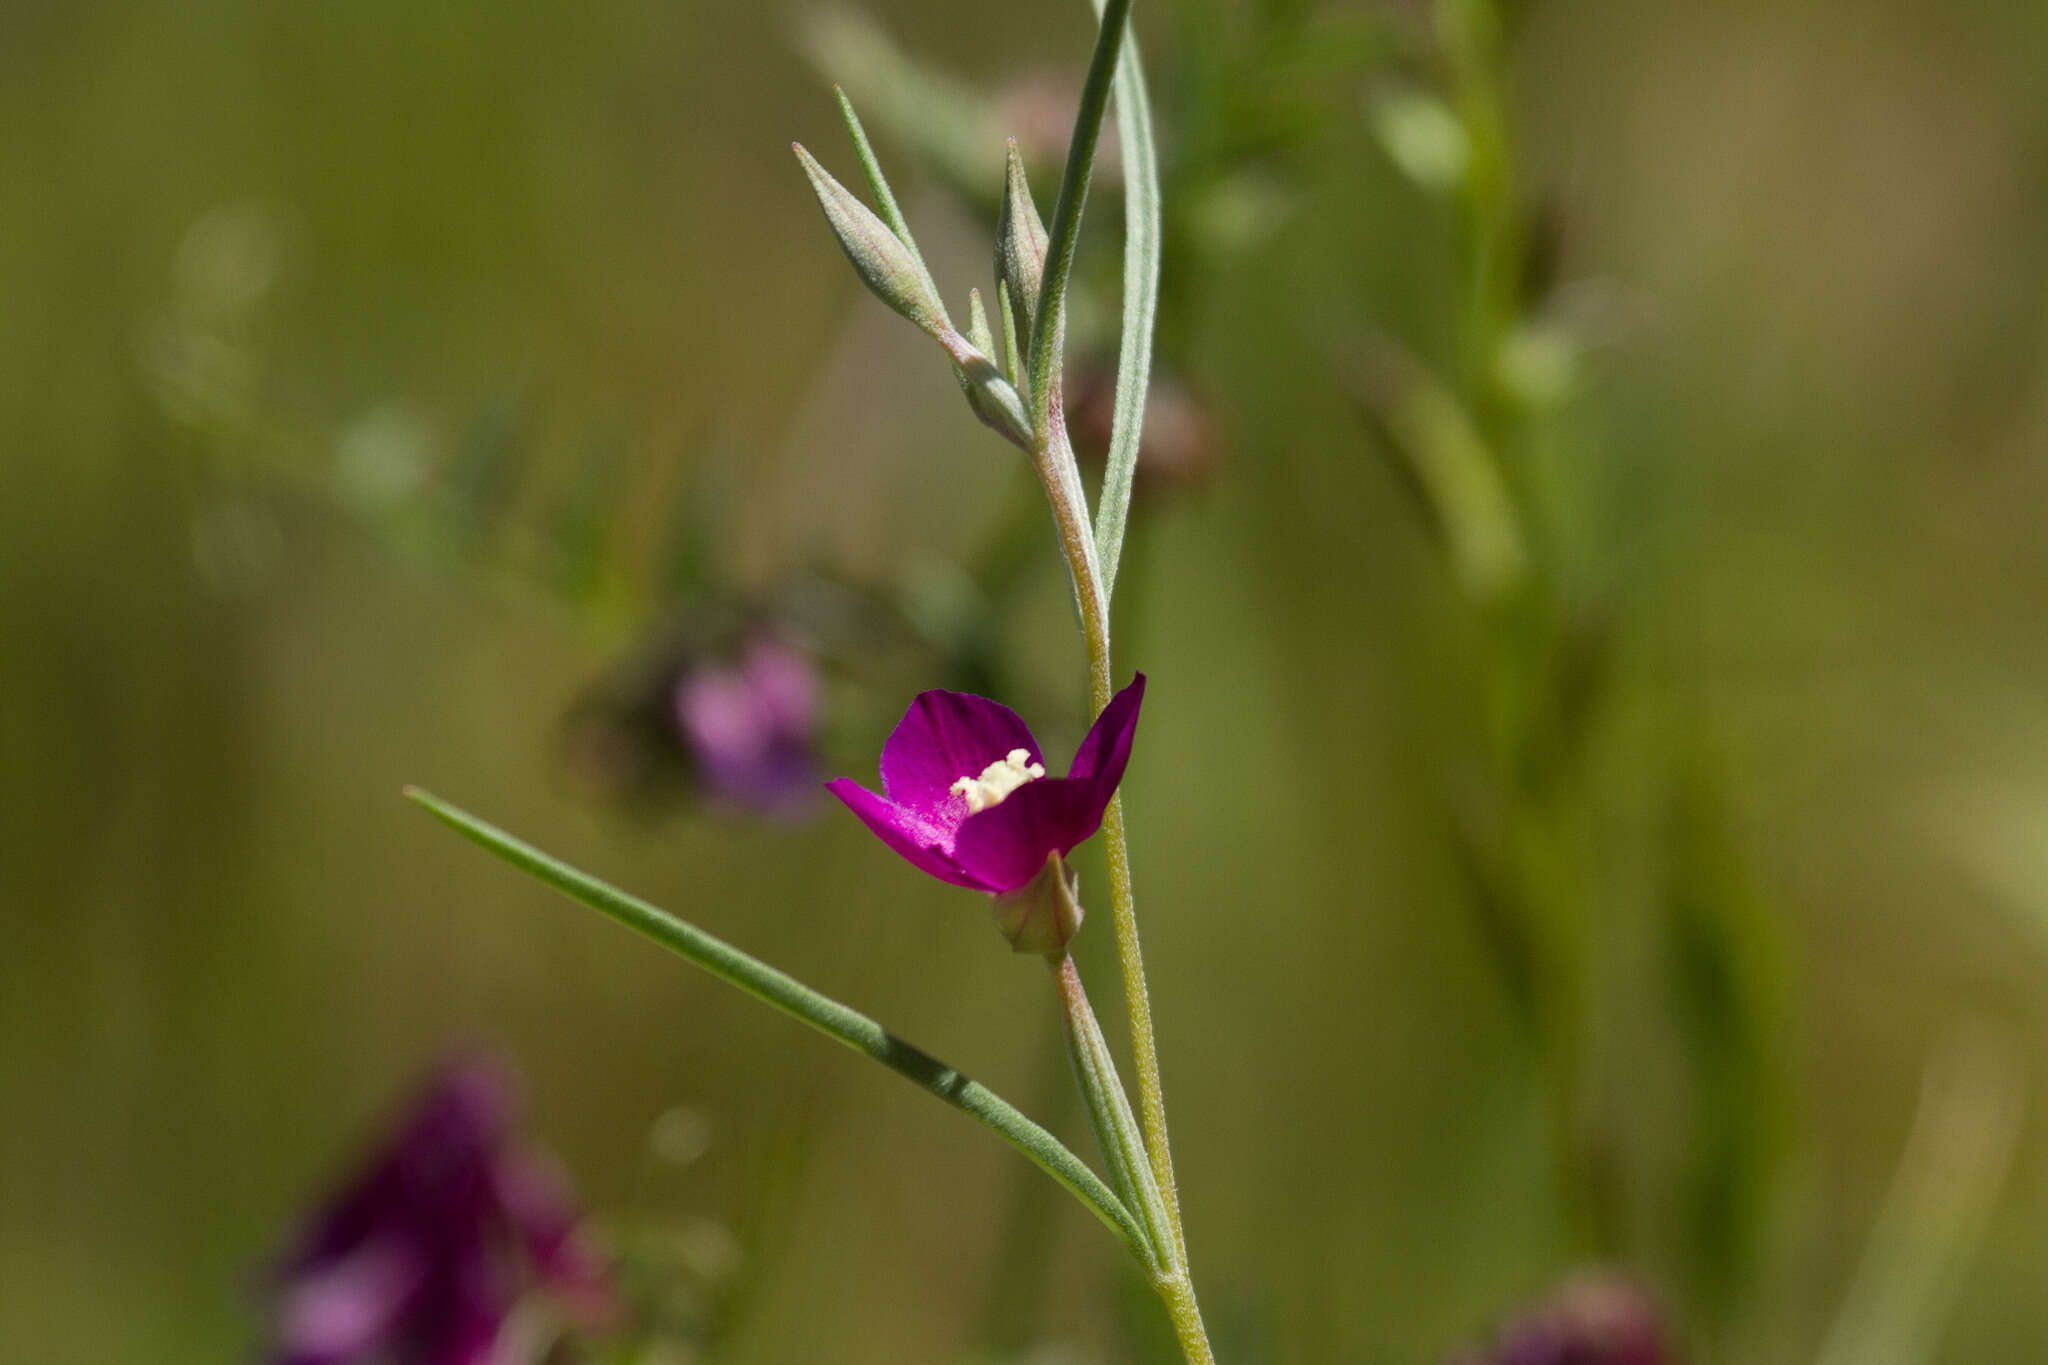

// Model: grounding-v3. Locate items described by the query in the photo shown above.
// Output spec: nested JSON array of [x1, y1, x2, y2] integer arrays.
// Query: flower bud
[[991, 852, 1084, 956], [995, 139, 1049, 344], [794, 142, 948, 340]]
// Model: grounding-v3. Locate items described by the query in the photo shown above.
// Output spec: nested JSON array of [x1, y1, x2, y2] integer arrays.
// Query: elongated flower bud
[[995, 139, 1049, 344], [793, 143, 947, 339]]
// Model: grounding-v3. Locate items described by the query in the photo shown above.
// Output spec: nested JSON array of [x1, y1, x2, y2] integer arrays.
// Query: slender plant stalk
[[1020, 1, 1205, 1356], [1095, 795, 1181, 1243], [1028, 417, 1188, 1268], [1051, 475, 1204, 1360], [1158, 1271, 1216, 1365], [1051, 0, 1189, 1268], [403, 786, 1156, 1268]]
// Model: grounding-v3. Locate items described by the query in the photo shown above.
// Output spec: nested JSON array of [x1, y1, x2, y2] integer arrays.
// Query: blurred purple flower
[[826, 675, 1144, 895], [266, 1057, 613, 1365], [672, 634, 822, 815], [1451, 1273, 1674, 1365]]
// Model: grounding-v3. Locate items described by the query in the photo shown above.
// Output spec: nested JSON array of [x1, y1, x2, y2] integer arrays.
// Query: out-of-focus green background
[[7, 0, 2048, 1361]]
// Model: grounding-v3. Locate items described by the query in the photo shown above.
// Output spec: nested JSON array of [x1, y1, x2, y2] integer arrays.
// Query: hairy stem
[[1159, 1268, 1217, 1365]]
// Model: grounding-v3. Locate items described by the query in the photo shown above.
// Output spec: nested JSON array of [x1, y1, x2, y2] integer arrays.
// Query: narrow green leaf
[[1025, 0, 1135, 444], [1089, 0, 1161, 601], [405, 787, 1155, 1266], [1055, 955, 1178, 1268], [794, 142, 948, 340]]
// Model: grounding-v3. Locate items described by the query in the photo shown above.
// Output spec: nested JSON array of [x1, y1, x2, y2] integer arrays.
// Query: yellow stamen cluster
[[951, 748, 1045, 814]]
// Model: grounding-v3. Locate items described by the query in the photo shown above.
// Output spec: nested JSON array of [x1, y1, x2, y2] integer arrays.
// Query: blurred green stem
[[403, 787, 1154, 1265]]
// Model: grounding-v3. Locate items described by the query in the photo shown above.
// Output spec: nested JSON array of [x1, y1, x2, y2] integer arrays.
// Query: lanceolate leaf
[[405, 787, 1156, 1267], [1089, 0, 1161, 602], [1025, 0, 1135, 444]]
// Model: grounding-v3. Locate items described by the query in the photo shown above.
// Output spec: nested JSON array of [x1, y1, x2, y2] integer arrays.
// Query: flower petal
[[495, 1153, 615, 1320], [437, 1300, 510, 1365], [273, 1233, 429, 1363], [740, 636, 819, 738], [1066, 673, 1145, 790], [825, 778, 997, 890], [879, 690, 1043, 821], [952, 777, 1108, 893]]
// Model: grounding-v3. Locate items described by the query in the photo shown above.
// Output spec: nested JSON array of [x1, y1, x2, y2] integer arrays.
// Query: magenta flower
[[673, 634, 822, 816], [1450, 1273, 1673, 1365], [265, 1057, 613, 1365], [826, 674, 1144, 897]]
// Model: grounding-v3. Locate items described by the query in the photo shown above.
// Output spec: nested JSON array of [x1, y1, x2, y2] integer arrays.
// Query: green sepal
[[992, 852, 1084, 957]]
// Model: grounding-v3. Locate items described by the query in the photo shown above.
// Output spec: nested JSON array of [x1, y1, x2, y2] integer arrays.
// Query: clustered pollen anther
[[952, 749, 1046, 814]]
